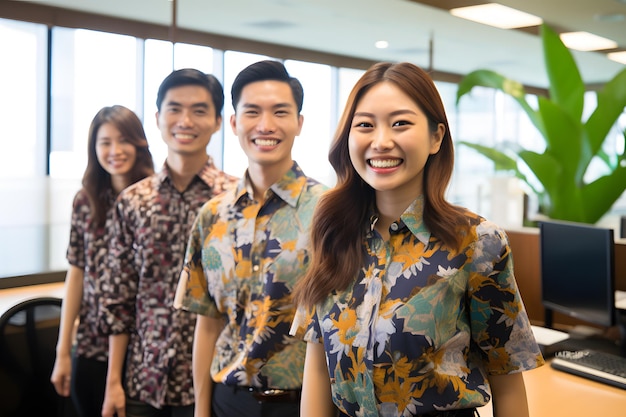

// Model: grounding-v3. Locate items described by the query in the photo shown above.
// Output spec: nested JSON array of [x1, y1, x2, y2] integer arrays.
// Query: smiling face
[[348, 81, 444, 201], [230, 80, 303, 173], [95, 122, 137, 182], [156, 84, 221, 157]]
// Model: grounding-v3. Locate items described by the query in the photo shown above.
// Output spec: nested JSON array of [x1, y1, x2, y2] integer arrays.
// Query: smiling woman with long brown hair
[[291, 62, 544, 417]]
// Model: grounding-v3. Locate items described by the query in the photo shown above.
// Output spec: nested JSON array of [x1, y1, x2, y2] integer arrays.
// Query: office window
[[337, 67, 364, 115], [142, 39, 173, 168], [45, 28, 141, 276], [0, 19, 47, 179], [0, 19, 49, 278], [49, 28, 141, 180], [285, 60, 334, 186]]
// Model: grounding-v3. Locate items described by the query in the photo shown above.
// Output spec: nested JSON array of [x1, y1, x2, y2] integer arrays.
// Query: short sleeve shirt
[[177, 162, 326, 389], [66, 188, 115, 361], [290, 196, 544, 417], [99, 158, 238, 408]]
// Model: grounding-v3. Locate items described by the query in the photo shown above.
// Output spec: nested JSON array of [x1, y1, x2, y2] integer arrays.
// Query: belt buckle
[[251, 388, 295, 403], [260, 389, 286, 396]]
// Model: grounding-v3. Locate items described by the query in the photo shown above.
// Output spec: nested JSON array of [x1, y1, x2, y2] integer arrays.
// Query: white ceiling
[[19, 0, 626, 88]]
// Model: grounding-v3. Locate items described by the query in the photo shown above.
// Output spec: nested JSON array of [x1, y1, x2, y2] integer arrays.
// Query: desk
[[0, 282, 66, 317], [478, 360, 626, 417]]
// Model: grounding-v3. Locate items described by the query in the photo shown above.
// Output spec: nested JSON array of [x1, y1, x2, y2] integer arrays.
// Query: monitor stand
[[541, 308, 626, 358]]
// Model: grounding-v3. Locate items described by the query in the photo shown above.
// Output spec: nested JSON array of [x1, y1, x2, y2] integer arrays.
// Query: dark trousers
[[71, 355, 107, 417], [212, 383, 300, 417], [125, 397, 194, 417], [338, 408, 478, 417]]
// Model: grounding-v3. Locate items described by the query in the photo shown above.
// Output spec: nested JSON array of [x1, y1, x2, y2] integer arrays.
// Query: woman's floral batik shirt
[[291, 196, 544, 417]]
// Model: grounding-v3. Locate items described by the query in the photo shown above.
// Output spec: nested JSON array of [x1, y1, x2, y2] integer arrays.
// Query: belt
[[421, 408, 478, 417], [239, 386, 302, 404]]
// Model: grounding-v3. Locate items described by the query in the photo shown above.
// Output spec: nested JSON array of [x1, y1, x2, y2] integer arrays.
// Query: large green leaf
[[580, 166, 626, 223], [541, 25, 584, 123], [585, 68, 626, 156], [518, 150, 559, 199], [536, 97, 585, 182]]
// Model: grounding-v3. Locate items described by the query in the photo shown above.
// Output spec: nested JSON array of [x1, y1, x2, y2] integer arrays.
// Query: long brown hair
[[82, 105, 154, 227], [293, 62, 468, 308]]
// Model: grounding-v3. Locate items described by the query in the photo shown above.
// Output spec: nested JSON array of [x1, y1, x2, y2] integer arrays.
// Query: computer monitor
[[539, 220, 616, 328]]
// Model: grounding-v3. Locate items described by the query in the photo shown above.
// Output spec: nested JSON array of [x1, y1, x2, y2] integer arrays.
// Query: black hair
[[231, 60, 304, 113], [156, 68, 224, 118]]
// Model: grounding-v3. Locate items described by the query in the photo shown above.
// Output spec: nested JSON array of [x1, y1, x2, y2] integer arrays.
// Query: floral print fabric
[[177, 162, 326, 390], [291, 197, 544, 417], [66, 188, 115, 361], [99, 158, 238, 408]]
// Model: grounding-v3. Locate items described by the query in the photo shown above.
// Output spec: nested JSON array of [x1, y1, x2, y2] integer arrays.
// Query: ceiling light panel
[[559, 31, 618, 51], [449, 3, 543, 29], [608, 51, 626, 65]]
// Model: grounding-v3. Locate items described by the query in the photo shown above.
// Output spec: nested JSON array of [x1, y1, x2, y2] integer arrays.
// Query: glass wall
[[50, 28, 141, 179], [0, 18, 47, 179], [0, 19, 49, 278], [284, 60, 334, 186]]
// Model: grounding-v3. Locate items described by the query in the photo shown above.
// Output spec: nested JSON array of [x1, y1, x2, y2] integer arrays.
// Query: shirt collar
[[156, 156, 217, 187], [234, 161, 307, 208], [368, 195, 431, 245]]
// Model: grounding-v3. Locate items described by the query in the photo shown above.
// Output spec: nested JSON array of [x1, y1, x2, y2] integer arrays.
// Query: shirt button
[[390, 222, 399, 231], [253, 265, 260, 272]]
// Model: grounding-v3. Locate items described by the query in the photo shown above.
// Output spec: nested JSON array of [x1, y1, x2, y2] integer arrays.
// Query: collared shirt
[[290, 196, 544, 417], [99, 157, 238, 408], [66, 188, 115, 361], [176, 162, 326, 390]]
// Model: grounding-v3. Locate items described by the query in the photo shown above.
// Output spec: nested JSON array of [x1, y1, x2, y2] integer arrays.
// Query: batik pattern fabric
[[291, 196, 544, 417], [66, 188, 116, 361], [177, 162, 326, 390], [99, 158, 238, 408]]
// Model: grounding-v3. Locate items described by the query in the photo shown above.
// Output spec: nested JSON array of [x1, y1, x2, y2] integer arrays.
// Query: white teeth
[[369, 159, 401, 168], [255, 139, 279, 146], [175, 134, 194, 140]]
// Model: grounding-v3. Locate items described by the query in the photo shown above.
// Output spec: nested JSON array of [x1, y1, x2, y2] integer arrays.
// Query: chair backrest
[[0, 296, 65, 417]]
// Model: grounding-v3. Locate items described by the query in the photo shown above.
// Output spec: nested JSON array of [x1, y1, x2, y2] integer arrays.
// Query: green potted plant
[[456, 23, 626, 224]]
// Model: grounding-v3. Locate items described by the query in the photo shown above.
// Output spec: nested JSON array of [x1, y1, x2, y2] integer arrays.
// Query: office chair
[[0, 296, 75, 417]]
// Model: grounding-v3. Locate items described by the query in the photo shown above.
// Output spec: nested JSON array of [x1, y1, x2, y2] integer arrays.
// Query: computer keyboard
[[551, 349, 626, 390]]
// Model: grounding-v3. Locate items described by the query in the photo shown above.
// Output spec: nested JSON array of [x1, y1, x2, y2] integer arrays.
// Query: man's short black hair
[[231, 60, 304, 113], [156, 68, 224, 118]]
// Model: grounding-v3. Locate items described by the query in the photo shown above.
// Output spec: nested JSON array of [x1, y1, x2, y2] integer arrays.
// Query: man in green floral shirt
[[175, 60, 326, 417]]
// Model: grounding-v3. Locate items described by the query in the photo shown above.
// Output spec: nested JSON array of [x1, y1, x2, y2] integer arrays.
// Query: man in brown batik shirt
[[99, 69, 238, 417]]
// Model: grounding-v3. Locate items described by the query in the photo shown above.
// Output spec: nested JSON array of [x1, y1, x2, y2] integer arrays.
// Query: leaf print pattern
[[178, 162, 326, 389], [291, 196, 544, 416]]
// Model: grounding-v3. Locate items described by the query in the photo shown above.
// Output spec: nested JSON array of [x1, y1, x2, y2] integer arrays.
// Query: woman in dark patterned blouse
[[50, 105, 154, 417], [291, 62, 544, 417]]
